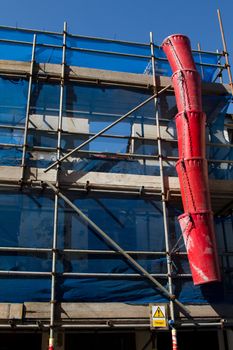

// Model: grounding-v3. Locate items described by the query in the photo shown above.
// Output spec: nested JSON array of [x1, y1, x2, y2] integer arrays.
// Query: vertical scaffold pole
[[21, 34, 36, 182], [149, 32, 178, 350], [216, 49, 223, 84], [217, 9, 233, 96], [49, 21, 67, 350], [197, 43, 204, 80]]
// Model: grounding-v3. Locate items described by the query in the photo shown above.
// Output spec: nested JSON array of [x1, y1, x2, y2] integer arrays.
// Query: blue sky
[[1, 0, 233, 81], [1, 1, 232, 47]]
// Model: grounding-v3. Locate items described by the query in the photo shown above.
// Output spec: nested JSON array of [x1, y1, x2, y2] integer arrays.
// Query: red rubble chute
[[162, 34, 221, 285]]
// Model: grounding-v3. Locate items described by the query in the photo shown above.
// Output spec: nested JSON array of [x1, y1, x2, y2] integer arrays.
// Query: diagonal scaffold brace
[[43, 84, 171, 173], [44, 180, 191, 317]]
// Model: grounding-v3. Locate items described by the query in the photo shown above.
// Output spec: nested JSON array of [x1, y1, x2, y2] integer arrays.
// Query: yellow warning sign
[[150, 304, 168, 329], [153, 306, 165, 318]]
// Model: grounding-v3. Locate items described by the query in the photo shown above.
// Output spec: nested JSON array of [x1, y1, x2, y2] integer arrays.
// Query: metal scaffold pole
[[20, 34, 36, 182], [149, 31, 179, 350], [217, 8, 233, 96], [216, 49, 223, 83], [197, 42, 204, 80], [49, 21, 67, 350]]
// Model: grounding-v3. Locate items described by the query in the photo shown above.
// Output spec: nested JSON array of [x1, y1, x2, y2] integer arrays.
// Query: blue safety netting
[[206, 95, 233, 180], [0, 77, 231, 178], [0, 190, 232, 304], [150, 47, 221, 82], [0, 27, 222, 81]]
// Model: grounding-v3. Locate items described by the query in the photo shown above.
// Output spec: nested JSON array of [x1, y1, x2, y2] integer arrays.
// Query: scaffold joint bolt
[[106, 320, 114, 327], [8, 319, 16, 328], [52, 248, 59, 253], [139, 186, 144, 195], [168, 319, 175, 327], [50, 299, 57, 304]]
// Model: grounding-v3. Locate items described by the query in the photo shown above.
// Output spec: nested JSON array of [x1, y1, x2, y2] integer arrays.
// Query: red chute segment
[[162, 34, 221, 285], [162, 34, 196, 72], [175, 111, 206, 158], [172, 69, 202, 112], [179, 212, 221, 285], [176, 158, 211, 212]]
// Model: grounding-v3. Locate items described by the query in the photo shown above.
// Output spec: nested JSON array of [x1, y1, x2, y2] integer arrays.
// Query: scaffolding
[[0, 9, 232, 350]]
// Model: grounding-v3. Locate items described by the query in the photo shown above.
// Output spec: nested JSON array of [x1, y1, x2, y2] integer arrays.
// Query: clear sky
[[1, 0, 233, 77]]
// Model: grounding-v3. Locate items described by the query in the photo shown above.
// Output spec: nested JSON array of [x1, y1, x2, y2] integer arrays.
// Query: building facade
[[0, 25, 232, 350]]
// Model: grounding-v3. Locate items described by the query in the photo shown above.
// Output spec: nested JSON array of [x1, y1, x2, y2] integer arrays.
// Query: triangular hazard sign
[[153, 306, 165, 318]]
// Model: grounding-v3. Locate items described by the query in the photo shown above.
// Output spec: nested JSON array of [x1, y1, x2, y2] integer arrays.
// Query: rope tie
[[183, 71, 193, 110], [180, 160, 196, 211], [182, 112, 193, 157], [167, 39, 183, 70], [176, 71, 186, 111], [179, 159, 189, 210]]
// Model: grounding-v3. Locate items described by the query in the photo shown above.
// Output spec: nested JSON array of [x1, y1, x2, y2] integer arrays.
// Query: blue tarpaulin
[[0, 27, 222, 80], [0, 190, 232, 303], [0, 77, 231, 178]]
